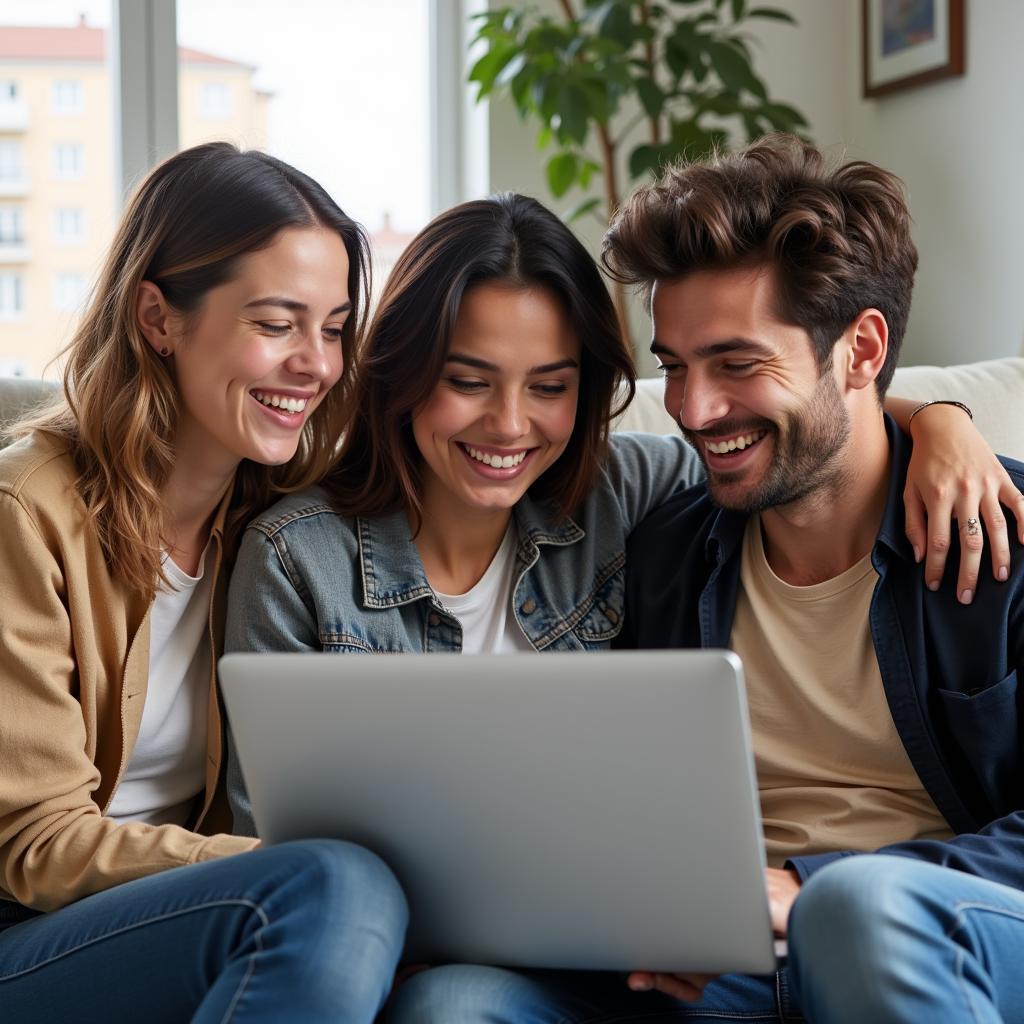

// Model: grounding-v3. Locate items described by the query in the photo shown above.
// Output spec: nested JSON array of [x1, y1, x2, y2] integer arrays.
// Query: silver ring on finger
[[962, 516, 981, 536]]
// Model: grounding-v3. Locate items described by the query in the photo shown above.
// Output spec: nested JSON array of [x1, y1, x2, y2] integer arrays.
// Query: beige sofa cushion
[[614, 358, 1024, 463]]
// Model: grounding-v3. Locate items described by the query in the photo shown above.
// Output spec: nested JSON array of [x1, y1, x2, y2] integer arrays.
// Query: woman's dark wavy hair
[[25, 141, 370, 595], [323, 192, 635, 526], [602, 133, 918, 398]]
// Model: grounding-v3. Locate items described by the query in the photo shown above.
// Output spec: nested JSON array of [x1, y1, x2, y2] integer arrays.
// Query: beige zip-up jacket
[[0, 431, 258, 913]]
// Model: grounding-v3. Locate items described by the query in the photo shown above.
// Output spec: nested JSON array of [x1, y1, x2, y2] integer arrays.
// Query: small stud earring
[[159, 347, 170, 356]]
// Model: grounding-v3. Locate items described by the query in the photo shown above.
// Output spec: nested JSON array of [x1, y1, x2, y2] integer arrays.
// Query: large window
[[177, 0, 433, 286], [0, 0, 443, 378]]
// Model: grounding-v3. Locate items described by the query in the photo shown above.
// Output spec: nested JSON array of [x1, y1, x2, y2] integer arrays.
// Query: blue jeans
[[386, 855, 1024, 1023], [788, 854, 1024, 1024], [0, 839, 408, 1023]]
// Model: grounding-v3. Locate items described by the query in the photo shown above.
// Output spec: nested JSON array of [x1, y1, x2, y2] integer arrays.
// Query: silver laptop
[[219, 650, 778, 974]]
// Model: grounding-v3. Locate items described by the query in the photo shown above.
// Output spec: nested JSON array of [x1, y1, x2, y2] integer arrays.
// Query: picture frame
[[863, 0, 965, 98]]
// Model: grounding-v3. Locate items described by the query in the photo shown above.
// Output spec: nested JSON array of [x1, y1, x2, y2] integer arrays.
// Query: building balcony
[[0, 242, 30, 264], [0, 176, 30, 198], [0, 100, 30, 132]]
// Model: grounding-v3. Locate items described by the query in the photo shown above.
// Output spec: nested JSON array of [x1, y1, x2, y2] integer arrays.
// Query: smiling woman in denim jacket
[[225, 191, 1013, 840]]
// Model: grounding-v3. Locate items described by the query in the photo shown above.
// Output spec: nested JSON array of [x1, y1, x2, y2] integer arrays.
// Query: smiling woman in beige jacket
[[0, 143, 407, 1024]]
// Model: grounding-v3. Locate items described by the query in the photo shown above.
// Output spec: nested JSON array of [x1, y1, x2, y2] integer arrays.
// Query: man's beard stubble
[[684, 369, 852, 514]]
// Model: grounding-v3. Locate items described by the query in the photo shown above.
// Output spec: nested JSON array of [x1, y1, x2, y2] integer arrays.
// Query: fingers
[[954, 494, 985, 605], [981, 492, 1011, 584], [627, 971, 715, 1003], [998, 475, 1024, 545], [923, 495, 953, 592], [902, 484, 927, 565]]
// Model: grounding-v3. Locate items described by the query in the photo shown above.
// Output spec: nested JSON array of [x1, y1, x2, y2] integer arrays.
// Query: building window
[[54, 272, 88, 313], [52, 143, 85, 179], [0, 206, 24, 244], [53, 207, 86, 244], [0, 273, 24, 317], [0, 81, 16, 102], [52, 80, 84, 116], [0, 141, 24, 181], [200, 82, 232, 119]]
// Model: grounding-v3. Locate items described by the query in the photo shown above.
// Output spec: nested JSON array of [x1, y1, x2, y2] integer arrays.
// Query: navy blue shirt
[[619, 417, 1024, 889]]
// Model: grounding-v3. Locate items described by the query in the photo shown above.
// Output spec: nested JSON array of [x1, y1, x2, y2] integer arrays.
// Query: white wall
[[839, 1, 1024, 366], [481, 1, 1024, 367]]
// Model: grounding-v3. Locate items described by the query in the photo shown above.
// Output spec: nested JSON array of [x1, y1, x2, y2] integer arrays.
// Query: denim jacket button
[[520, 598, 537, 615], [604, 606, 619, 625], [428, 612, 442, 627]]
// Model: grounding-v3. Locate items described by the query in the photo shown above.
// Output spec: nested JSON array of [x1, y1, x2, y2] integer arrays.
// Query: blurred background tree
[[469, 0, 809, 340]]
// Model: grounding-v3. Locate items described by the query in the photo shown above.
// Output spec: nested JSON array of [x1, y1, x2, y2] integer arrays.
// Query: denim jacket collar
[[357, 492, 585, 610], [703, 414, 913, 568]]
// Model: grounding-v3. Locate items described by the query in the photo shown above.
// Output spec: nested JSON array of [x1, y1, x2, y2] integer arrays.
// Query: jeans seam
[[220, 910, 268, 1024], [954, 947, 984, 1024], [945, 899, 1024, 938], [0, 898, 267, 983]]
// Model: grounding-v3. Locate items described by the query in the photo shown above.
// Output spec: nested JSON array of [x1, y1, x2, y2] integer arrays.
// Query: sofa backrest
[[3, 357, 1022, 461], [613, 357, 1024, 463], [0, 379, 60, 449]]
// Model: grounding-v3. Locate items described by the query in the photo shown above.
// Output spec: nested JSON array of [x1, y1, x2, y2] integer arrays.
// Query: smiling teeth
[[706, 430, 767, 455], [464, 445, 527, 469], [252, 391, 308, 414]]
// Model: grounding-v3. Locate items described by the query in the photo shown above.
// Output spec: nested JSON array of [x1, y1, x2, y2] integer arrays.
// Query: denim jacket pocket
[[573, 566, 626, 646], [319, 630, 376, 653], [937, 670, 1020, 813]]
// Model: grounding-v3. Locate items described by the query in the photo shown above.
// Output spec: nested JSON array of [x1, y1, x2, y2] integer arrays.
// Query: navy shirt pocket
[[937, 670, 1021, 814]]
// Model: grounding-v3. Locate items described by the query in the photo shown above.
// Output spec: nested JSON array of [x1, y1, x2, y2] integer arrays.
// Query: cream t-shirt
[[730, 515, 952, 866]]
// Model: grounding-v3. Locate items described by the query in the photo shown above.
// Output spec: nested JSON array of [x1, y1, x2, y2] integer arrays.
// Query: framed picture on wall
[[863, 0, 965, 97]]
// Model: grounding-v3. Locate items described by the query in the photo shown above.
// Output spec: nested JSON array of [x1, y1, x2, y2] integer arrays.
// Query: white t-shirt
[[435, 527, 535, 654], [106, 549, 212, 826]]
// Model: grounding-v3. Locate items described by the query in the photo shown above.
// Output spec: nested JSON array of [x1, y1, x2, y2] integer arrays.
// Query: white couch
[[614, 357, 1024, 462]]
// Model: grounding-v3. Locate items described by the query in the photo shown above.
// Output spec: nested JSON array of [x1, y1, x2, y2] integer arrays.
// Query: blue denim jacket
[[619, 416, 1024, 892], [225, 432, 703, 833]]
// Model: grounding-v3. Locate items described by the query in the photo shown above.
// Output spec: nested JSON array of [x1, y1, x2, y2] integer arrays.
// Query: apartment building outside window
[[52, 142, 85, 179], [51, 79, 83, 115], [0, 206, 24, 243], [53, 206, 85, 243], [0, 273, 24, 318]]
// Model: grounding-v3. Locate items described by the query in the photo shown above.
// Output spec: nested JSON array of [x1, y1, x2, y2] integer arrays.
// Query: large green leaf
[[635, 77, 665, 120], [468, 43, 522, 96], [747, 7, 797, 23], [556, 83, 592, 144], [759, 101, 809, 128], [547, 151, 580, 197], [563, 196, 603, 224], [731, 0, 746, 20]]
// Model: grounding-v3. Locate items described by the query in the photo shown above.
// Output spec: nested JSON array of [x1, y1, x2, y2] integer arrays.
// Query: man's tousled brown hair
[[602, 133, 918, 396]]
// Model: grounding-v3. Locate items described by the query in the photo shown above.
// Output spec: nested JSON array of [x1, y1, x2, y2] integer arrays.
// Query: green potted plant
[[469, 0, 809, 337]]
